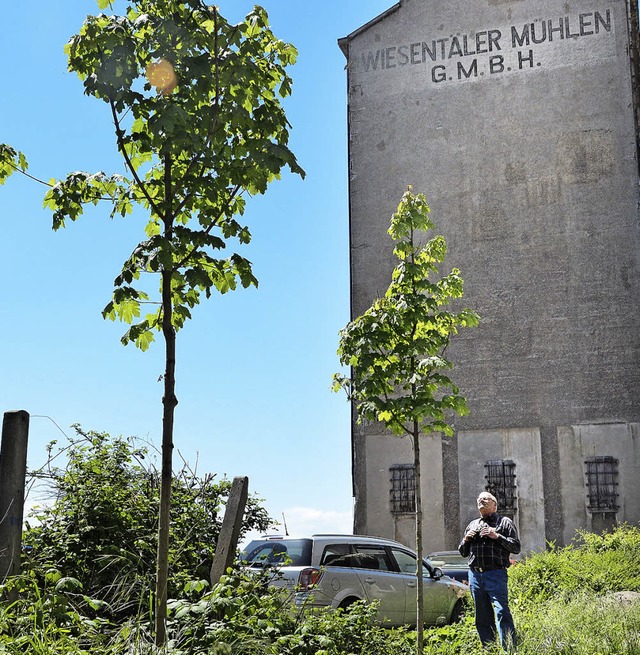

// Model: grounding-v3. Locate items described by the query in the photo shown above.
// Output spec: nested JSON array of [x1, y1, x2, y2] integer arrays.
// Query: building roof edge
[[338, 2, 401, 58]]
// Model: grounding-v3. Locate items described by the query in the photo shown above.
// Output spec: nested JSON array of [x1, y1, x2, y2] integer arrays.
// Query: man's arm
[[496, 518, 521, 554], [458, 535, 471, 557], [458, 521, 478, 557]]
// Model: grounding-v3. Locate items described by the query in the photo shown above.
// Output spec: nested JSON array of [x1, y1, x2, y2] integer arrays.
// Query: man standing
[[459, 492, 521, 651]]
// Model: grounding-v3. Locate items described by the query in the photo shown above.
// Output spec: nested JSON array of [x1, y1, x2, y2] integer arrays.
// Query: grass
[[515, 592, 640, 654]]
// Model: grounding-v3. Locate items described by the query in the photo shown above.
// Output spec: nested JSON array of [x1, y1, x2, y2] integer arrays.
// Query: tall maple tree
[[2, 0, 303, 643]]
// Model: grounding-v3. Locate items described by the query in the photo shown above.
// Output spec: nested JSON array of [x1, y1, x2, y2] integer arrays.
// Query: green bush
[[0, 567, 417, 655], [22, 426, 272, 623], [165, 569, 414, 655], [5, 443, 640, 655], [509, 523, 640, 610], [504, 524, 640, 655]]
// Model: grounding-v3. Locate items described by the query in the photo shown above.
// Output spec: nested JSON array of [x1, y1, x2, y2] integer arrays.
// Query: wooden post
[[210, 476, 249, 586], [0, 410, 29, 584]]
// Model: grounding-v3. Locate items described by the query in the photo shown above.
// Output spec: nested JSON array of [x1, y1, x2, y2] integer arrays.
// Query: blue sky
[[0, 0, 395, 536]]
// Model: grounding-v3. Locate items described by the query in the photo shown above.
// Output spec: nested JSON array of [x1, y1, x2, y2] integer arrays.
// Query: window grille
[[484, 460, 517, 515], [390, 464, 416, 514], [585, 456, 619, 512]]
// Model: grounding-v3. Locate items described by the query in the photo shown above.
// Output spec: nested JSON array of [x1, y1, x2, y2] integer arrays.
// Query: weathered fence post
[[0, 410, 29, 585], [210, 476, 249, 586]]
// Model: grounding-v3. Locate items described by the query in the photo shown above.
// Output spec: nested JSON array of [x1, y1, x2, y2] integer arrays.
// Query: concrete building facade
[[339, 0, 640, 554]]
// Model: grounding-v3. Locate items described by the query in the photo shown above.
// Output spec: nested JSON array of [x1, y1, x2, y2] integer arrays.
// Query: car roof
[[255, 534, 411, 547]]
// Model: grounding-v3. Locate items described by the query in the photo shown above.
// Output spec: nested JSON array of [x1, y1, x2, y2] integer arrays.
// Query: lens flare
[[145, 59, 177, 95]]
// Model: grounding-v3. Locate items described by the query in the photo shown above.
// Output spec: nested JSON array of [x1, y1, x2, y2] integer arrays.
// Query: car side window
[[353, 545, 393, 571], [390, 548, 418, 574], [320, 543, 351, 566]]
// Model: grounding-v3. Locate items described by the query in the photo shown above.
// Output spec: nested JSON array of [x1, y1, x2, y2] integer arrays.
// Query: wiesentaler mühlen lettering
[[360, 9, 612, 73]]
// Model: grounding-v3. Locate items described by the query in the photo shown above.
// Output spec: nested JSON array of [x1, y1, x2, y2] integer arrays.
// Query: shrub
[[165, 569, 414, 655], [22, 426, 273, 623], [8, 450, 640, 655], [509, 523, 640, 610]]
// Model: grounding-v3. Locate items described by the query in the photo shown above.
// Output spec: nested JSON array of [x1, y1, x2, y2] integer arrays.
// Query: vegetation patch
[[1, 434, 639, 653]]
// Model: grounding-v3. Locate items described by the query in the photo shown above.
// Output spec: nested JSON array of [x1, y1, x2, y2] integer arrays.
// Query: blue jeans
[[468, 568, 517, 651]]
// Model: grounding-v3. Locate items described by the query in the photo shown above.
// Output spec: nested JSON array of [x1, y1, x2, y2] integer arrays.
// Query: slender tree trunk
[[408, 244, 424, 655], [413, 419, 424, 655], [155, 154, 177, 646]]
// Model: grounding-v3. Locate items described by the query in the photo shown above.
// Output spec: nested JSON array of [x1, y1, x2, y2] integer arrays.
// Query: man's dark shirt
[[458, 513, 521, 570]]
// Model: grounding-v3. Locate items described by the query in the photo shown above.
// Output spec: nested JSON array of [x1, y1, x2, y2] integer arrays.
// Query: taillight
[[298, 567, 323, 590]]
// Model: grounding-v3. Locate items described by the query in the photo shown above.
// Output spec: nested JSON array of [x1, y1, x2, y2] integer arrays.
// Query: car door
[[350, 545, 407, 626], [388, 547, 455, 625]]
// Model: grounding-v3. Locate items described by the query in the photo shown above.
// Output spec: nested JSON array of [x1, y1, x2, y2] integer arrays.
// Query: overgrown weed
[[2, 516, 639, 653]]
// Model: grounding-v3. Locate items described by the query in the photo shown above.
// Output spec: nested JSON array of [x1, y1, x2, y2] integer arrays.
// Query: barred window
[[390, 464, 415, 514], [585, 456, 619, 512], [484, 459, 517, 515]]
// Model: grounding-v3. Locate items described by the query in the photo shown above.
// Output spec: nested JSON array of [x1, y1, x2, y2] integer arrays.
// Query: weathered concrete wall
[[558, 422, 640, 544], [342, 0, 640, 548], [343, 0, 640, 431], [362, 432, 446, 553]]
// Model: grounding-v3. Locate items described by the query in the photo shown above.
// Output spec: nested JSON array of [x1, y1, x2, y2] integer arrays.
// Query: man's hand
[[465, 529, 478, 542], [480, 526, 499, 539]]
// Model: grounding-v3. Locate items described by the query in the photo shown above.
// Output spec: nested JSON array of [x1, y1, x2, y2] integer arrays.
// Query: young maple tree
[[333, 188, 478, 654], [2, 0, 303, 644]]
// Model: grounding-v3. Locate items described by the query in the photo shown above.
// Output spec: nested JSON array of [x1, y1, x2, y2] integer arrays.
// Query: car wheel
[[449, 599, 465, 624], [338, 597, 359, 612]]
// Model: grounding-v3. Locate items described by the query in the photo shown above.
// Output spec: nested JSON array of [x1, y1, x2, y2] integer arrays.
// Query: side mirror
[[432, 567, 444, 580]]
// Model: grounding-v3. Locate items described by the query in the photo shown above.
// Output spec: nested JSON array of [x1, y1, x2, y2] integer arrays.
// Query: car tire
[[338, 597, 360, 612], [449, 599, 465, 624]]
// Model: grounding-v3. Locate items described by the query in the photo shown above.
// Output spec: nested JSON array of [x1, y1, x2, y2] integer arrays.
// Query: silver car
[[240, 534, 468, 627]]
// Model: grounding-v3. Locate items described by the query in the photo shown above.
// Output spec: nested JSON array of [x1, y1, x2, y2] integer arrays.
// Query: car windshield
[[239, 539, 313, 567]]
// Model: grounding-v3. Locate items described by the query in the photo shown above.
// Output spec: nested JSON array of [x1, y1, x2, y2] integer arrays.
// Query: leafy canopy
[[333, 188, 479, 437], [41, 0, 304, 350]]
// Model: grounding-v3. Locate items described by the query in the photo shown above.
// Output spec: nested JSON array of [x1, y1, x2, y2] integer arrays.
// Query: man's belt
[[471, 566, 505, 572]]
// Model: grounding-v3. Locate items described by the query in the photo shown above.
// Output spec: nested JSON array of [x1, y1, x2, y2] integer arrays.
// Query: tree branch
[[174, 184, 242, 271], [109, 99, 165, 221]]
